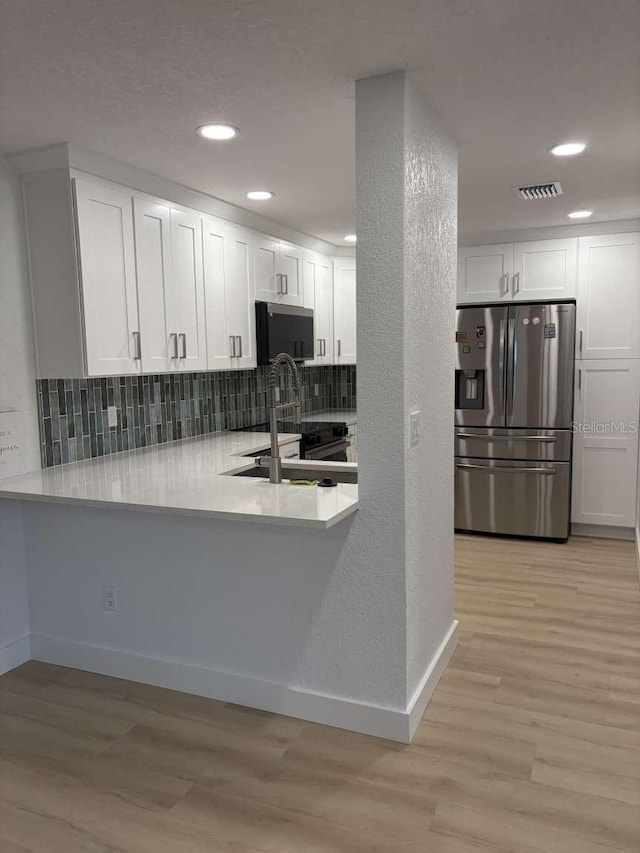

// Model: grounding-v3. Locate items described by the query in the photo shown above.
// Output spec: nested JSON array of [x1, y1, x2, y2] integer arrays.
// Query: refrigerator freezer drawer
[[454, 428, 572, 461], [455, 457, 571, 540]]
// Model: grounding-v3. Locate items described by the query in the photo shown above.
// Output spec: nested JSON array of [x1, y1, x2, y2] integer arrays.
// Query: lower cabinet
[[571, 359, 640, 527]]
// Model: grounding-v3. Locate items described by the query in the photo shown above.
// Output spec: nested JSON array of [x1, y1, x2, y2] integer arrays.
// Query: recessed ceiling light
[[344, 234, 357, 243], [196, 124, 238, 140], [549, 142, 587, 157], [567, 209, 593, 219], [246, 190, 274, 200]]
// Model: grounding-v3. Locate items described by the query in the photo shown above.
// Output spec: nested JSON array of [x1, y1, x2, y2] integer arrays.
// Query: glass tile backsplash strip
[[37, 366, 356, 468]]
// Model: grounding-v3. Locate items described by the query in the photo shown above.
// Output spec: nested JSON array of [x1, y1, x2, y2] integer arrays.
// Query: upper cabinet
[[254, 235, 303, 306], [303, 252, 334, 365], [575, 233, 640, 360], [333, 257, 357, 365], [457, 244, 513, 304], [133, 201, 207, 373], [74, 179, 142, 376], [202, 217, 256, 370], [457, 238, 577, 304]]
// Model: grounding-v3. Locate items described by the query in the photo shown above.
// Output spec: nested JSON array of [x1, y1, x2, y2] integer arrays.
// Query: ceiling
[[1, 0, 639, 245]]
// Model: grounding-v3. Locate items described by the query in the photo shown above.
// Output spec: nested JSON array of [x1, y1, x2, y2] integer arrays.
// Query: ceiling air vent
[[513, 181, 564, 200]]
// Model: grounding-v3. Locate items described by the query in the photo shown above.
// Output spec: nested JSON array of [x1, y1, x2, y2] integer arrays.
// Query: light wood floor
[[1, 535, 639, 852]]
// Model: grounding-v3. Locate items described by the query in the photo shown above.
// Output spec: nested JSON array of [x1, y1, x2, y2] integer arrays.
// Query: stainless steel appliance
[[455, 302, 575, 541], [256, 303, 314, 364]]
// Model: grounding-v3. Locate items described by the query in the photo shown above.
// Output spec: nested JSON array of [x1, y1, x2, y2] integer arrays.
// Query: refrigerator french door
[[454, 302, 575, 541]]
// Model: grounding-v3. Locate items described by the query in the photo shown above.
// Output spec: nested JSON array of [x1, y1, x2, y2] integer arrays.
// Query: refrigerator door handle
[[456, 433, 557, 442], [505, 315, 516, 422], [455, 462, 557, 475], [498, 318, 506, 418]]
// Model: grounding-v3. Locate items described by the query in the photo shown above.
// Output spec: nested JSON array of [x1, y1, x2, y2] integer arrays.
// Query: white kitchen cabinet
[[203, 217, 256, 370], [457, 239, 577, 304], [303, 252, 334, 365], [333, 257, 356, 365], [133, 198, 177, 374], [576, 233, 640, 360], [74, 178, 141, 376], [511, 238, 577, 302], [254, 235, 303, 306], [457, 244, 513, 304], [572, 359, 640, 528], [170, 209, 208, 371]]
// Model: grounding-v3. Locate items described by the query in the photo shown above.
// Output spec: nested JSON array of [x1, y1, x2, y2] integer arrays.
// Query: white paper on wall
[[0, 411, 26, 479]]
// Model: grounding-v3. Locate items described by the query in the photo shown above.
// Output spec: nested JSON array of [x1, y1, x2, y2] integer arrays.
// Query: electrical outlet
[[103, 585, 118, 613], [314, 384, 319, 397], [409, 410, 421, 447], [107, 406, 118, 428]]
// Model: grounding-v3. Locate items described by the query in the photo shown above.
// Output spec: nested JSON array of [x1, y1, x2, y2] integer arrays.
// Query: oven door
[[303, 439, 350, 462]]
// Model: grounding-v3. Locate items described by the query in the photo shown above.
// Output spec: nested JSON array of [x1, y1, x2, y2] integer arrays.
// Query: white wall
[[356, 71, 457, 715], [0, 154, 40, 673]]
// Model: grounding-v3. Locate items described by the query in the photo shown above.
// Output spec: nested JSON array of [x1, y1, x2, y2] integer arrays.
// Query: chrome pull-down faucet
[[264, 352, 302, 484]]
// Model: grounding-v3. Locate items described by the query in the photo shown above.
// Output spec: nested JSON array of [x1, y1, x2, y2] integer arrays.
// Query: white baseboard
[[571, 523, 635, 541], [406, 620, 459, 741], [0, 634, 31, 676], [31, 624, 459, 743]]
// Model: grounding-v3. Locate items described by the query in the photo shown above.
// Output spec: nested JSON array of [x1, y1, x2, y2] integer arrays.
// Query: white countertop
[[303, 409, 357, 426], [0, 431, 358, 529]]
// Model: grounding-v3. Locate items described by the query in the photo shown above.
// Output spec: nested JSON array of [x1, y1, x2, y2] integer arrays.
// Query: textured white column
[[356, 71, 458, 716]]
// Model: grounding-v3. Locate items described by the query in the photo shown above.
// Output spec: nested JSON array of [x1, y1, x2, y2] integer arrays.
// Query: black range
[[238, 420, 349, 462]]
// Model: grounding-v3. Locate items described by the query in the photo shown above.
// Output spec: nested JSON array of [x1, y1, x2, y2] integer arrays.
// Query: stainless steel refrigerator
[[455, 302, 575, 541]]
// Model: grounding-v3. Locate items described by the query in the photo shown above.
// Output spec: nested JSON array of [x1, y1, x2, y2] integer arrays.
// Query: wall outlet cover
[[103, 585, 118, 613], [107, 406, 118, 428], [410, 410, 421, 447]]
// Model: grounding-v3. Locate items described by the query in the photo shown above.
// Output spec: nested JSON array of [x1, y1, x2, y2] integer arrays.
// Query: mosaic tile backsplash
[[37, 366, 357, 468]]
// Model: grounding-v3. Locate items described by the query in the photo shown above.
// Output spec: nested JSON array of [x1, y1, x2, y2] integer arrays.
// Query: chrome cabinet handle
[[337, 339, 341, 357], [133, 331, 141, 360], [276, 273, 283, 294], [317, 339, 322, 357], [179, 333, 187, 359], [229, 335, 236, 357], [236, 336, 242, 358], [512, 272, 520, 295], [579, 329, 583, 353], [456, 433, 557, 442], [456, 462, 557, 474], [170, 333, 179, 359], [322, 338, 326, 356], [500, 273, 509, 295], [283, 274, 289, 295], [578, 368, 582, 390]]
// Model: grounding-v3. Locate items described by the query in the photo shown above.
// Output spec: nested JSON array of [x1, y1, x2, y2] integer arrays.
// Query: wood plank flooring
[[1, 534, 639, 852]]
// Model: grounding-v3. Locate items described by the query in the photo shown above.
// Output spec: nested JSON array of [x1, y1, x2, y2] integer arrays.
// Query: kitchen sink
[[230, 464, 358, 484]]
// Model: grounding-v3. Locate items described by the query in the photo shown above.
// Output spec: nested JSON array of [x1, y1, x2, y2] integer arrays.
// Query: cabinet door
[[279, 243, 303, 306], [316, 256, 335, 365], [457, 245, 513, 304], [225, 226, 256, 369], [254, 235, 281, 302], [202, 216, 232, 370], [333, 257, 356, 364], [302, 252, 319, 364], [73, 179, 140, 376], [133, 198, 176, 374], [572, 360, 640, 527], [512, 238, 577, 301], [170, 209, 207, 371], [576, 233, 640, 359]]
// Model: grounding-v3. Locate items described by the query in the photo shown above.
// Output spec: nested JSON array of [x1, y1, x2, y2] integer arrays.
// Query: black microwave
[[256, 302, 314, 365]]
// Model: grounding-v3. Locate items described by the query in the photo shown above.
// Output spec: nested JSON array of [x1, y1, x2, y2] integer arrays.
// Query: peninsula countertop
[[0, 431, 359, 528]]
